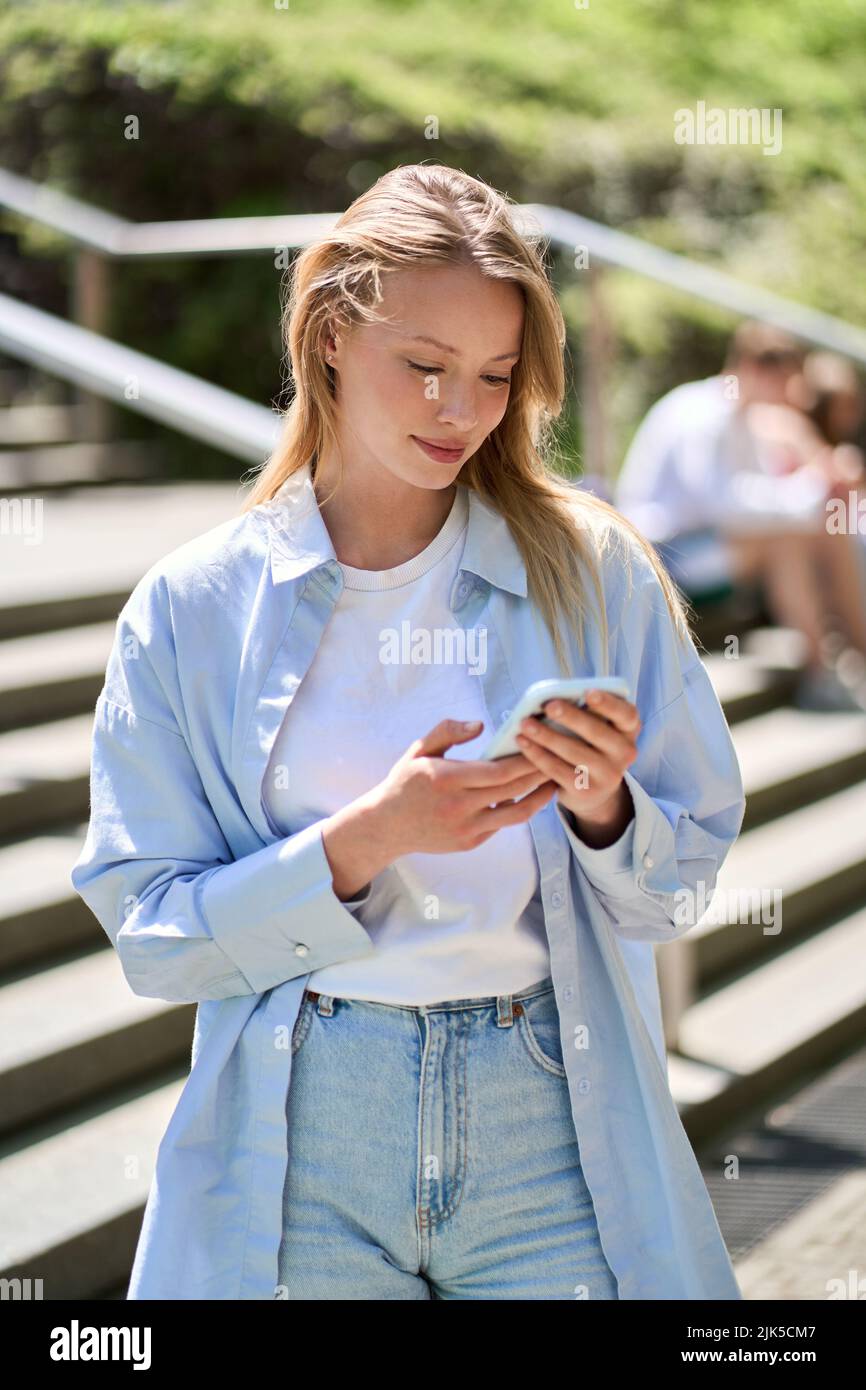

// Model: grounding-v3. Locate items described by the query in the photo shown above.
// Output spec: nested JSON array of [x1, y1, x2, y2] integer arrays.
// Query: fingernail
[[586, 690, 601, 703]]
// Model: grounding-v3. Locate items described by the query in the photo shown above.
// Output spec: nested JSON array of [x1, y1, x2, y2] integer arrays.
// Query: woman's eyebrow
[[401, 333, 520, 362]]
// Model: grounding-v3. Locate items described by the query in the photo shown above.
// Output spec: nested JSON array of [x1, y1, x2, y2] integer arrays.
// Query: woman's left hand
[[514, 689, 641, 842]]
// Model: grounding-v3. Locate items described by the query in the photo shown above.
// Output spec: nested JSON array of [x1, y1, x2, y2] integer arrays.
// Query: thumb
[[412, 718, 484, 759]]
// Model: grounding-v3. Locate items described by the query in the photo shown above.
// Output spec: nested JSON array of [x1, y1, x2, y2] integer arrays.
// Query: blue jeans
[[276, 973, 619, 1300]]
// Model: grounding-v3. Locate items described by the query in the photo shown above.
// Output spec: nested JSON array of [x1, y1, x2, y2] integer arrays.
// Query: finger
[[473, 779, 558, 831], [517, 736, 623, 804], [525, 706, 634, 765], [547, 691, 641, 737], [438, 751, 542, 787], [464, 768, 553, 813], [574, 691, 642, 737], [513, 733, 593, 791]]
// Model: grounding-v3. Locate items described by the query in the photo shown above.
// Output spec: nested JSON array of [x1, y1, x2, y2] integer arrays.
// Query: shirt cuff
[[556, 767, 683, 906], [555, 798, 636, 886], [338, 881, 373, 909], [201, 820, 376, 993]]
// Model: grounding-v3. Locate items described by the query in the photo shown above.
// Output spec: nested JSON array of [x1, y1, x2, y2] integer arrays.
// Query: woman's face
[[325, 263, 525, 490]]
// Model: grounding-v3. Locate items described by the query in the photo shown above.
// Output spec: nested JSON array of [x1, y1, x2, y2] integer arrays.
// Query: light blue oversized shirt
[[70, 463, 747, 1300]]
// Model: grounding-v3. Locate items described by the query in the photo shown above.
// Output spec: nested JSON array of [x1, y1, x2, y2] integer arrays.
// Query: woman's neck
[[313, 465, 458, 571]]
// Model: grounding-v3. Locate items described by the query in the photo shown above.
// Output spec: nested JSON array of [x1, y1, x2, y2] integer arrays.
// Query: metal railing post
[[578, 262, 614, 493], [71, 248, 113, 441]]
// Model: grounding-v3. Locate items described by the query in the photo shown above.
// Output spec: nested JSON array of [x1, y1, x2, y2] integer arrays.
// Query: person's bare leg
[[810, 527, 866, 659], [724, 531, 829, 672]]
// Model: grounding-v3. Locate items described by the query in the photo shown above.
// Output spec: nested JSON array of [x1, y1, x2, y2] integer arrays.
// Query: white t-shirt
[[262, 483, 550, 1005], [616, 375, 828, 544]]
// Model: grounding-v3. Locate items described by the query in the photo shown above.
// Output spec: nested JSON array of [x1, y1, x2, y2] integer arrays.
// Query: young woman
[[71, 163, 747, 1301]]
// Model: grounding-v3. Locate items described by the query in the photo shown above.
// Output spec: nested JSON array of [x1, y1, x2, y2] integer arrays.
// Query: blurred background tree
[[1, 0, 863, 477]]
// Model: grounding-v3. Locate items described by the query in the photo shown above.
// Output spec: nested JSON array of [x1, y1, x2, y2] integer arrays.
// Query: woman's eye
[[406, 361, 510, 387]]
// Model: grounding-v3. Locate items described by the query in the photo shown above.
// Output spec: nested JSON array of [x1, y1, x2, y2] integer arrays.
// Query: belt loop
[[496, 991, 514, 1027], [314, 991, 335, 1017]]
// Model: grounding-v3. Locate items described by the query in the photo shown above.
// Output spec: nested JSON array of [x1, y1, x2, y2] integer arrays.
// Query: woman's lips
[[411, 435, 466, 463]]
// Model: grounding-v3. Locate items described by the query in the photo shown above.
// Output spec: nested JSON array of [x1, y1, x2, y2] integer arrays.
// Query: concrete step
[[0, 480, 239, 638], [0, 948, 194, 1135], [0, 824, 102, 973], [0, 1075, 184, 1298], [0, 587, 133, 643], [0, 402, 92, 446], [734, 707, 866, 829], [0, 441, 155, 494], [701, 651, 800, 724], [690, 781, 866, 986], [669, 904, 866, 1141], [0, 366, 32, 407], [689, 589, 766, 651], [0, 621, 115, 731], [740, 625, 810, 671], [0, 713, 94, 838]]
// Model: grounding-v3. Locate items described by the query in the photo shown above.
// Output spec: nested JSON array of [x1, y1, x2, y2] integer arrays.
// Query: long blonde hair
[[241, 162, 693, 673]]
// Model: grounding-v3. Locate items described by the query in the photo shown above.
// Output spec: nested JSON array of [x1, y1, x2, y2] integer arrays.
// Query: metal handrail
[[3, 166, 865, 363], [0, 292, 279, 460], [521, 205, 866, 367]]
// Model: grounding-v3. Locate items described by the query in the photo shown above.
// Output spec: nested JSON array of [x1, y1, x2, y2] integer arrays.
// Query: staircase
[[1, 440, 865, 1297], [0, 367, 154, 499], [0, 367, 242, 1297]]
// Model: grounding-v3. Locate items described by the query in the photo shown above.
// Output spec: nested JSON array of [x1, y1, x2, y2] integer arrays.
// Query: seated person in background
[[797, 350, 866, 516], [615, 321, 866, 711], [800, 350, 866, 453], [748, 350, 866, 491], [747, 350, 866, 679]]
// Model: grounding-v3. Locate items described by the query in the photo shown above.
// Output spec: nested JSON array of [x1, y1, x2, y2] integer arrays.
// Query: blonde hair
[[241, 162, 693, 673]]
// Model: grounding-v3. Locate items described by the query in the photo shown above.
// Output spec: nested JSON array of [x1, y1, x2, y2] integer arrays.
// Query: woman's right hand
[[370, 718, 558, 857]]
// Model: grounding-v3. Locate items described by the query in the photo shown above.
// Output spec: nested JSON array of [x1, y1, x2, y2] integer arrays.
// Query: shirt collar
[[261, 459, 528, 597]]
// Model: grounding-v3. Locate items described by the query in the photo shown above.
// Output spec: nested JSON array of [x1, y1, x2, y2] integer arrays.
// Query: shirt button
[[643, 853, 655, 869], [457, 580, 471, 600], [577, 1078, 591, 1095], [551, 891, 564, 909], [563, 985, 574, 1002], [293, 943, 309, 957]]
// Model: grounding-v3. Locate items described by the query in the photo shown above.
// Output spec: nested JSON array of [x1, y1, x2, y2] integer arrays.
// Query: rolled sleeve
[[556, 801, 636, 881], [556, 519, 747, 946], [561, 659, 745, 944]]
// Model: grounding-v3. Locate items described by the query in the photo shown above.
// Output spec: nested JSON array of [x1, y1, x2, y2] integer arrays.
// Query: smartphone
[[481, 677, 632, 761]]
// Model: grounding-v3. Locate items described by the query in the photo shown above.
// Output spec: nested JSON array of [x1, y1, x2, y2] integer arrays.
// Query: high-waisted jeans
[[276, 972, 619, 1300]]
